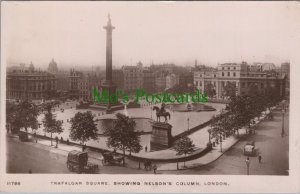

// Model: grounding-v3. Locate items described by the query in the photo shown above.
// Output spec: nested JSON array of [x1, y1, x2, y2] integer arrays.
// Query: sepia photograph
[[0, 1, 299, 193]]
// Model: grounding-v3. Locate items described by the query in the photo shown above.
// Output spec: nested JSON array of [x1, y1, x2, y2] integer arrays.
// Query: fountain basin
[[96, 117, 153, 135], [166, 103, 216, 112]]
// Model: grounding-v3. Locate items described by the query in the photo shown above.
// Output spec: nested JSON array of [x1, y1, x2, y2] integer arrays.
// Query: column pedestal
[[150, 122, 172, 151]]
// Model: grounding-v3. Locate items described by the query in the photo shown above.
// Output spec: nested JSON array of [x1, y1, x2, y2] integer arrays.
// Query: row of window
[[195, 81, 217, 87], [222, 66, 236, 70], [199, 74, 217, 78], [222, 72, 236, 77], [8, 92, 45, 98]]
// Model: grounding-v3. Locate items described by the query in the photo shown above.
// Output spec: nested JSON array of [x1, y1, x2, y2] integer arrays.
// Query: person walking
[[258, 155, 262, 163], [145, 145, 148, 152], [55, 136, 59, 148], [153, 164, 157, 174]]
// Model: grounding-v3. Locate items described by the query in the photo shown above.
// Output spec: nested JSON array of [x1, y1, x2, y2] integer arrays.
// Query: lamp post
[[150, 105, 152, 120], [187, 110, 190, 131], [219, 133, 222, 152], [281, 109, 285, 137], [245, 157, 250, 175], [208, 129, 212, 144]]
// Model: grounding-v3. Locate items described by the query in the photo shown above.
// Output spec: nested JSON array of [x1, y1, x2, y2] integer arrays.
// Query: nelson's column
[[90, 14, 123, 113]]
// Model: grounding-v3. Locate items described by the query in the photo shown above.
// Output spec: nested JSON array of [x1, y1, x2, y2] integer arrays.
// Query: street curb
[[157, 109, 274, 171]]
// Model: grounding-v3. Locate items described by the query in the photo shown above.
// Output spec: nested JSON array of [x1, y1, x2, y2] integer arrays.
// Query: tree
[[42, 105, 63, 146], [12, 100, 40, 135], [223, 82, 236, 97], [173, 136, 196, 168], [69, 111, 98, 151], [210, 112, 233, 151], [104, 113, 142, 165], [6, 102, 19, 133], [264, 85, 281, 110], [204, 83, 216, 98], [227, 96, 253, 136], [248, 83, 260, 97]]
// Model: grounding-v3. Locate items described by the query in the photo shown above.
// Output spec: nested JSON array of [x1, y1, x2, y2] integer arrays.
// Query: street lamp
[[150, 106, 152, 120], [245, 157, 250, 175], [281, 109, 285, 137], [219, 133, 222, 152], [208, 129, 212, 144]]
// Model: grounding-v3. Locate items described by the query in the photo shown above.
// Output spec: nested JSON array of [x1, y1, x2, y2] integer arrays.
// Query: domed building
[[28, 61, 35, 72], [48, 58, 58, 73]]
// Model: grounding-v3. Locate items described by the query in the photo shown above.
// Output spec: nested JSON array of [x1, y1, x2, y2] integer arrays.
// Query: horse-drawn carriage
[[101, 151, 124, 166], [66, 150, 99, 173], [143, 160, 152, 171]]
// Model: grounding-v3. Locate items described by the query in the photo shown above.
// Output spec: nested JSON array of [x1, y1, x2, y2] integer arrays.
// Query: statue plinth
[[150, 122, 172, 151]]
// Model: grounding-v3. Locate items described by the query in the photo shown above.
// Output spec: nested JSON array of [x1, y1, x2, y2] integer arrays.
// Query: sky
[[2, 1, 299, 69]]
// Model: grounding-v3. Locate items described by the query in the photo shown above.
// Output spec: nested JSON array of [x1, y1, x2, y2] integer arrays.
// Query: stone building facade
[[122, 62, 143, 93], [7, 66, 56, 100], [194, 62, 286, 98]]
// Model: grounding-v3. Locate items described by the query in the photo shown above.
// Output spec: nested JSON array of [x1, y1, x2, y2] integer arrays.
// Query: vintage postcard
[[1, 1, 300, 193]]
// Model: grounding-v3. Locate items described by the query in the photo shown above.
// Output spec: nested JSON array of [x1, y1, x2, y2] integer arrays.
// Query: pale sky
[[2, 1, 299, 69]]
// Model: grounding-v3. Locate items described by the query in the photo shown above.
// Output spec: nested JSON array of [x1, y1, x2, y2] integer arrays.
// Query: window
[[214, 74, 216, 77], [234, 67, 236, 70], [228, 67, 230, 70], [227, 72, 230, 76], [233, 72, 236, 77], [214, 82, 216, 87], [200, 82, 202, 86], [222, 67, 224, 70], [195, 81, 198, 86], [222, 72, 224, 76]]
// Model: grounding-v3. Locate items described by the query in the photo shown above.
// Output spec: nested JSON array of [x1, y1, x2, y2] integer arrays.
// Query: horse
[[153, 106, 171, 122]]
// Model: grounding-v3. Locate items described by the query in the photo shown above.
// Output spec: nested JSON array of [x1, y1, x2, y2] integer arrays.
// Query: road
[[6, 107, 289, 175], [6, 136, 71, 174], [6, 135, 152, 174], [162, 107, 289, 175]]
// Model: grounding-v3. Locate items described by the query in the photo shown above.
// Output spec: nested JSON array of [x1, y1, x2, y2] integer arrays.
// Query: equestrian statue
[[152, 103, 171, 122]]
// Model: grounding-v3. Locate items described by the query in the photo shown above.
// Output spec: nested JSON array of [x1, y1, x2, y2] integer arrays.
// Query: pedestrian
[[55, 136, 59, 148], [258, 155, 262, 163], [28, 169, 32, 174], [34, 132, 37, 143], [153, 164, 157, 174], [145, 145, 148, 152]]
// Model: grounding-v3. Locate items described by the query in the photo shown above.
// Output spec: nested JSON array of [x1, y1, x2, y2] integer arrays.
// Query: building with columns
[[194, 62, 286, 98], [6, 63, 56, 100]]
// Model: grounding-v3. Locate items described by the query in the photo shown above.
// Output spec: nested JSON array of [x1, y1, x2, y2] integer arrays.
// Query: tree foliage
[[204, 83, 216, 98], [223, 82, 236, 97], [42, 105, 63, 145], [6, 102, 19, 133], [174, 137, 195, 156], [104, 113, 142, 162], [173, 136, 195, 167], [69, 111, 98, 147], [8, 101, 40, 133]]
